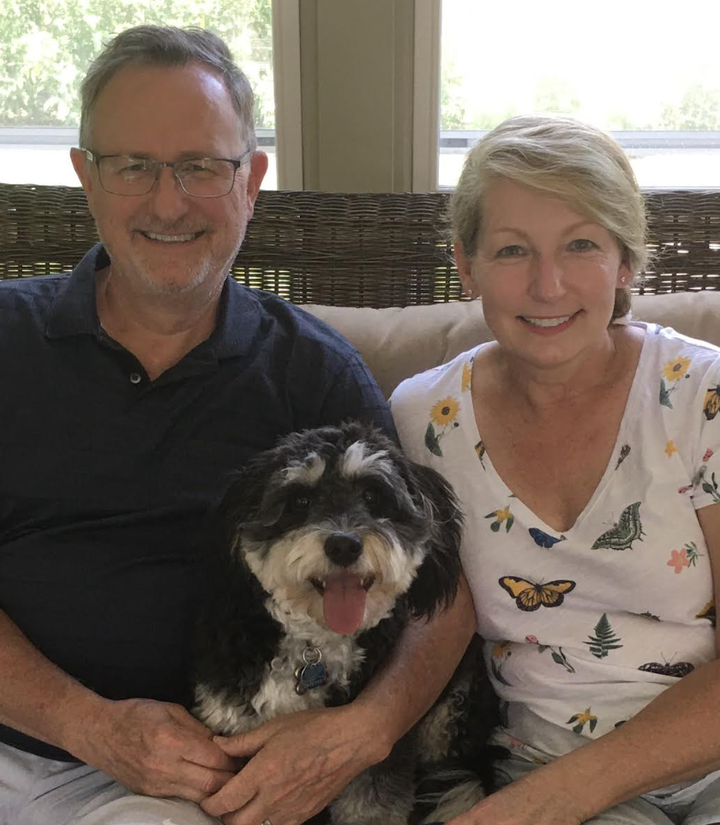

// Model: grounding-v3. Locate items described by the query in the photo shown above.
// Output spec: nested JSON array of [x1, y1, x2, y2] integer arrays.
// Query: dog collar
[[294, 644, 328, 695]]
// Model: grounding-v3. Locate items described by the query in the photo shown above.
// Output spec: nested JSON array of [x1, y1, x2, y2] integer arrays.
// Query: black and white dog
[[193, 422, 503, 825]]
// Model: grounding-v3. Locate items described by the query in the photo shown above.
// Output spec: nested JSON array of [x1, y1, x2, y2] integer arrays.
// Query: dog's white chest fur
[[195, 605, 366, 736]]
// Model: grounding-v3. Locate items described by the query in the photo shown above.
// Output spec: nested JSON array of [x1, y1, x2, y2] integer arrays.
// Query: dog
[[193, 421, 504, 825]]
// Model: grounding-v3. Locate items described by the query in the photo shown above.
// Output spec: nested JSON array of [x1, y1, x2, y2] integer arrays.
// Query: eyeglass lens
[[97, 157, 238, 197]]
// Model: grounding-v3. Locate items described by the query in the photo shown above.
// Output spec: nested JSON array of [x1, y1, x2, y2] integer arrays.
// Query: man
[[0, 25, 475, 825]]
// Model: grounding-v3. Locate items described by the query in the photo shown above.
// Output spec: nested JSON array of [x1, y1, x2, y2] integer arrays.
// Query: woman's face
[[457, 177, 631, 373]]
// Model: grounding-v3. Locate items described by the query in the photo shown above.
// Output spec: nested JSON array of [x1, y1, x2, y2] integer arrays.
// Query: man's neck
[[95, 267, 223, 381]]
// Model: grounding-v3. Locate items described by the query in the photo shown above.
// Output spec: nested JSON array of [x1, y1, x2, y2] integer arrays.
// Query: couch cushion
[[306, 292, 720, 398]]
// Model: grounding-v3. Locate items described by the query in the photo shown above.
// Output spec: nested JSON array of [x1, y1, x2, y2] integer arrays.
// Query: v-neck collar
[[463, 324, 650, 535]]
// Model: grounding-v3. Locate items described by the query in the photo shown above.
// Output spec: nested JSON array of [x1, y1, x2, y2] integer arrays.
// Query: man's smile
[[138, 230, 205, 243]]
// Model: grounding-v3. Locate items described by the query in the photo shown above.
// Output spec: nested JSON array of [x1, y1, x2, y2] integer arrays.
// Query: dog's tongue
[[323, 572, 367, 635]]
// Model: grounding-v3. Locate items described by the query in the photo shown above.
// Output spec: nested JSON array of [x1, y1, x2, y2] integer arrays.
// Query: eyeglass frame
[[80, 148, 255, 198]]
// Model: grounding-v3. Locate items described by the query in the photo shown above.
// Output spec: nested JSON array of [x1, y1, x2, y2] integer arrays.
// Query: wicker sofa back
[[1, 184, 720, 306]]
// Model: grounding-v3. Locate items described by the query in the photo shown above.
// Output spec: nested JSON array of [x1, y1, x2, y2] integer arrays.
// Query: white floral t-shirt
[[390, 323, 720, 759]]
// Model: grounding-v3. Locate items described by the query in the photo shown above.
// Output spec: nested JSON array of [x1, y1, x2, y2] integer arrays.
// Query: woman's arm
[[449, 502, 720, 825]]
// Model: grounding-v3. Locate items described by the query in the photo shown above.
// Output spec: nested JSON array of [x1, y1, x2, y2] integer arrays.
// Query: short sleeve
[[389, 374, 431, 463], [690, 356, 720, 510]]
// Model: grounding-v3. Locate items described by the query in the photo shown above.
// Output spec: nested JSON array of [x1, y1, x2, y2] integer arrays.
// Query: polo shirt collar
[[208, 275, 262, 359], [45, 243, 261, 361], [45, 244, 106, 340]]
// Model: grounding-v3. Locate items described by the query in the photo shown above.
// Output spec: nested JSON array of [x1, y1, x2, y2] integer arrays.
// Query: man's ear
[[70, 148, 96, 197], [244, 150, 268, 219], [454, 239, 479, 299]]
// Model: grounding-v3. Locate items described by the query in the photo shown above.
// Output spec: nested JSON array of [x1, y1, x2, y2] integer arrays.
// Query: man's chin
[[104, 241, 235, 299], [141, 271, 213, 295], [119, 259, 214, 296]]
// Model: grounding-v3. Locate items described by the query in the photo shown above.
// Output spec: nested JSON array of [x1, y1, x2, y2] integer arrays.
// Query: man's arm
[[0, 609, 236, 802], [201, 576, 477, 825]]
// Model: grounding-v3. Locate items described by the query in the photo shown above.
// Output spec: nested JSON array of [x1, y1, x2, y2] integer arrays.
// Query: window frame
[[412, 0, 441, 193], [0, 2, 303, 190], [420, 0, 720, 193]]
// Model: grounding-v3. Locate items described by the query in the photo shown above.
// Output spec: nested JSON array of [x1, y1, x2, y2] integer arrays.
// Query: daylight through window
[[440, 0, 720, 189]]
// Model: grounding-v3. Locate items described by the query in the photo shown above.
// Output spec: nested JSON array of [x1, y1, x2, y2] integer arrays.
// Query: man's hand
[[200, 705, 390, 825], [67, 697, 238, 803]]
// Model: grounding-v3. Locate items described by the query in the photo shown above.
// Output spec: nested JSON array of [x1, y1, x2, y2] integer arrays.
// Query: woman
[[390, 115, 720, 825]]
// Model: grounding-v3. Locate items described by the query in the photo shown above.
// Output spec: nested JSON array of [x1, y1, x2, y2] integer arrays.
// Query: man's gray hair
[[79, 25, 256, 152]]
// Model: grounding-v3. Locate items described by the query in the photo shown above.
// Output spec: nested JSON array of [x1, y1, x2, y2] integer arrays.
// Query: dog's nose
[[324, 532, 363, 567]]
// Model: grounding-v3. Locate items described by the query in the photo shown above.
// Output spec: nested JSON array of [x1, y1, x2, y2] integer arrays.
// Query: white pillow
[[306, 292, 720, 398]]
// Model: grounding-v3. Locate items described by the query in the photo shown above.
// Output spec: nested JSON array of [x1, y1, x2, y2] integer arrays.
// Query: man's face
[[71, 61, 267, 297]]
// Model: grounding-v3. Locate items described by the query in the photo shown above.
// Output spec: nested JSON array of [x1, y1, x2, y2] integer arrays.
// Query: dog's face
[[218, 423, 463, 636]]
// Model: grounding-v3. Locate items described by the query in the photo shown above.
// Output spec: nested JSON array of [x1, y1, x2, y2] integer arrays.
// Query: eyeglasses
[[81, 148, 254, 198]]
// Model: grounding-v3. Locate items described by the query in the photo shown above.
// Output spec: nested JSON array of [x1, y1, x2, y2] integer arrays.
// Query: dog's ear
[[403, 462, 464, 620], [215, 458, 279, 549]]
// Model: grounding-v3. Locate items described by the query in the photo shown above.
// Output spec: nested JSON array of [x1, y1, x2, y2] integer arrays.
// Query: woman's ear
[[616, 262, 633, 288], [454, 240, 479, 299]]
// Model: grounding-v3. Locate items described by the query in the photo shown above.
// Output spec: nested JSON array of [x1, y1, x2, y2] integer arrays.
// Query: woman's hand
[[444, 766, 585, 825]]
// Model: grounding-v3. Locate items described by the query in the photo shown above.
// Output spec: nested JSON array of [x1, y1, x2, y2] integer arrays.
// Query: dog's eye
[[362, 488, 379, 507], [290, 492, 311, 510]]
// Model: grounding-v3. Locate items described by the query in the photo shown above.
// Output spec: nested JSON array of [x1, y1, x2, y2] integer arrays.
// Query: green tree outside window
[[0, 0, 273, 128]]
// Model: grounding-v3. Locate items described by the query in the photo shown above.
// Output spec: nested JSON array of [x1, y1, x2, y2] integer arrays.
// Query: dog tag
[[294, 645, 328, 694], [295, 661, 328, 694]]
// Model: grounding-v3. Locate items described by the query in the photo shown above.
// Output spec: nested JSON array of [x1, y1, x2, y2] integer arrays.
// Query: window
[[0, 0, 276, 187], [439, 0, 720, 189]]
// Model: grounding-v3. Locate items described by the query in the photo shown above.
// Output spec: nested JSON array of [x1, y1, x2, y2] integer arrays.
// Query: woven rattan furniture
[[1, 183, 719, 305]]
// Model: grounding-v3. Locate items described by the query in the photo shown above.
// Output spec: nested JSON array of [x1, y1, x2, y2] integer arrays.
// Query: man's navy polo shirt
[[0, 244, 394, 761]]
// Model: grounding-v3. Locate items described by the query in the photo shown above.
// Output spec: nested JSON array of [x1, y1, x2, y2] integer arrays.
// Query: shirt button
[[129, 372, 142, 384]]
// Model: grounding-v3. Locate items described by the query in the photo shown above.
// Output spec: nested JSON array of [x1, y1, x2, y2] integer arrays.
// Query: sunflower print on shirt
[[424, 358, 473, 457], [659, 355, 692, 409], [424, 396, 460, 456]]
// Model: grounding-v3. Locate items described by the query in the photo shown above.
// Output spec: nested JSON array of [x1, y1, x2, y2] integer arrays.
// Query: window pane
[[440, 0, 720, 189], [0, 0, 275, 187]]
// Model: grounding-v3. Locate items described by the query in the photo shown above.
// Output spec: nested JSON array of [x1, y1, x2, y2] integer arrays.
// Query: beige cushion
[[306, 292, 720, 398]]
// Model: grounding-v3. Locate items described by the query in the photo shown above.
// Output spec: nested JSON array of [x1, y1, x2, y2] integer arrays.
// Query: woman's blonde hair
[[450, 115, 648, 319]]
